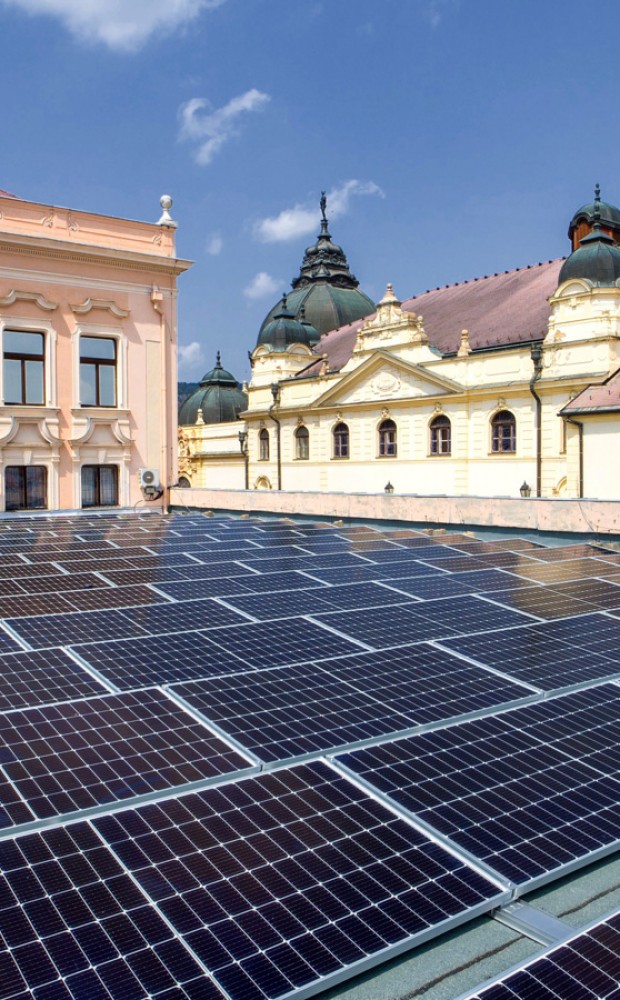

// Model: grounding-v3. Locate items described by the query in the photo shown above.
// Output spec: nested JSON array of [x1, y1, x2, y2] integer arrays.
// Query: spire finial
[[215, 350, 222, 367], [320, 191, 327, 222], [595, 182, 601, 202], [593, 184, 602, 229]]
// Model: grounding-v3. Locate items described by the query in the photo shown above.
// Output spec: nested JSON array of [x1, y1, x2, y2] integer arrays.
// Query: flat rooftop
[[0, 510, 619, 999]]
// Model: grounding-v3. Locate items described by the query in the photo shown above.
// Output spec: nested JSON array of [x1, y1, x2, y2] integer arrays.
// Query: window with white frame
[[80, 337, 117, 406], [5, 466, 47, 510], [3, 331, 45, 404]]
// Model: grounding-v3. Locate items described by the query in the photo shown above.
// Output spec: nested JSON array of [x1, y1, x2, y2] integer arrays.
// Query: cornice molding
[[0, 289, 57, 311], [0, 235, 192, 276], [70, 297, 130, 319]]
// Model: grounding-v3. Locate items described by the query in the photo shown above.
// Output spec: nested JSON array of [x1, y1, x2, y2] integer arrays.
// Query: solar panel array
[[466, 905, 620, 998], [0, 509, 619, 998]]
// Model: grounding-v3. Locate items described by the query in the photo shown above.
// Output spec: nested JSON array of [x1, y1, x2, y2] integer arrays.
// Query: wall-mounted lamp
[[520, 481, 531, 498], [238, 429, 248, 454], [385, 482, 395, 495], [270, 382, 281, 405]]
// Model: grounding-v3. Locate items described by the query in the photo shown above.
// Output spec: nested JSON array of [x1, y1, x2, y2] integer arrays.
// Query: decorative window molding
[[0, 290, 57, 311], [70, 297, 130, 319]]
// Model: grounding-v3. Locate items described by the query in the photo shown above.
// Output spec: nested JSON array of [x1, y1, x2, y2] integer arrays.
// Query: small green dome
[[257, 193, 375, 347], [569, 185, 620, 240], [559, 222, 620, 286], [256, 296, 319, 352], [179, 353, 247, 425]]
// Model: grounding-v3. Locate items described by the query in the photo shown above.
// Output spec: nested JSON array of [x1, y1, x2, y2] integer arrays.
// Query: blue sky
[[1, 0, 618, 383]]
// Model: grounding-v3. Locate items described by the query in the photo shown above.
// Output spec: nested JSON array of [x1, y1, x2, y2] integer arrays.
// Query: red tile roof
[[562, 368, 620, 414], [298, 258, 564, 377]]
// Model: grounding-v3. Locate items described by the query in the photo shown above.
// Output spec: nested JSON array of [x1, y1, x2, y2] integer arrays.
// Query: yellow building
[[180, 189, 620, 502]]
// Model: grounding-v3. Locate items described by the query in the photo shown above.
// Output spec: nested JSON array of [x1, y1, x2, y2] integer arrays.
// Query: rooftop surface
[[300, 259, 563, 376], [0, 511, 619, 998]]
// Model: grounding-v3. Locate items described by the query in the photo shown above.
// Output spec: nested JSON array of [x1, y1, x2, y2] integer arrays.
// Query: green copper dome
[[569, 184, 620, 241], [256, 296, 319, 352], [559, 193, 620, 286], [257, 193, 375, 346], [178, 353, 247, 425]]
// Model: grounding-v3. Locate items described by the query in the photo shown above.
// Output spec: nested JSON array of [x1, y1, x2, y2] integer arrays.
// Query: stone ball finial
[[157, 194, 178, 229]]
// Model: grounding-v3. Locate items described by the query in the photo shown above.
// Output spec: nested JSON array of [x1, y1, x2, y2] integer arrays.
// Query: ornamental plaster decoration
[[380, 407, 390, 419], [70, 298, 130, 319], [0, 289, 57, 311], [178, 429, 191, 460], [457, 329, 471, 358], [41, 211, 55, 228], [370, 368, 401, 397], [0, 417, 18, 446], [296, 416, 304, 427], [434, 403, 444, 413], [497, 398, 506, 409], [356, 283, 428, 348], [67, 213, 79, 233]]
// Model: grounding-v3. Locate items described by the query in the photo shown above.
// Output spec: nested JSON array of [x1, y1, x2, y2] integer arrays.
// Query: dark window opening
[[378, 418, 397, 457], [430, 414, 451, 455], [5, 466, 47, 510], [259, 428, 270, 461], [295, 425, 309, 460], [333, 422, 349, 459], [491, 410, 516, 453], [81, 465, 119, 507]]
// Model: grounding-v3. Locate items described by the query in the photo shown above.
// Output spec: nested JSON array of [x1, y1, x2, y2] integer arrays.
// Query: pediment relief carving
[[356, 283, 427, 348]]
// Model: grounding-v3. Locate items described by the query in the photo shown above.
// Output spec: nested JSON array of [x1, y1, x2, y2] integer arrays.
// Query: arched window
[[430, 414, 451, 455], [333, 422, 349, 459], [378, 418, 397, 457], [259, 428, 269, 461], [491, 410, 516, 453], [177, 476, 191, 488], [295, 425, 309, 460]]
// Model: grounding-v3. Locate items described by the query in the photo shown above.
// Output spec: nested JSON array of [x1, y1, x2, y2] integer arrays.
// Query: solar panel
[[0, 823, 220, 998], [305, 563, 442, 585], [339, 684, 620, 887], [171, 644, 532, 763], [119, 597, 250, 634], [507, 558, 612, 584], [483, 586, 594, 619], [439, 619, 620, 691], [64, 584, 170, 613], [0, 688, 251, 821], [150, 577, 253, 601], [70, 631, 250, 688], [94, 761, 506, 1000], [0, 647, 107, 710], [5, 607, 151, 649], [193, 618, 364, 669], [467, 906, 620, 999]]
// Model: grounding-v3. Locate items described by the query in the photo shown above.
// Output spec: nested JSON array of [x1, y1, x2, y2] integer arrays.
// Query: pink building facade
[[0, 191, 190, 512]]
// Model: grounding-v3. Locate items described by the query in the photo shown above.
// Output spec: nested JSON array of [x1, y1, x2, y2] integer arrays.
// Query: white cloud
[[0, 0, 225, 51], [254, 180, 385, 244], [422, 0, 459, 28], [178, 341, 205, 379], [179, 89, 271, 166], [243, 272, 282, 301], [206, 233, 223, 255]]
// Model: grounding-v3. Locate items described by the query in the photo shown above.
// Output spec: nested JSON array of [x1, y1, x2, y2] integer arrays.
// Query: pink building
[[0, 190, 190, 512]]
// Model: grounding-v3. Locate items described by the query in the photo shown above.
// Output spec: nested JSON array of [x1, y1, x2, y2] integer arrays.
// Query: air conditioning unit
[[139, 467, 161, 489]]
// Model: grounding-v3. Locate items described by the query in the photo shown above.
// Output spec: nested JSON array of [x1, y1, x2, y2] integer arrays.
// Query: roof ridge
[[407, 257, 566, 301]]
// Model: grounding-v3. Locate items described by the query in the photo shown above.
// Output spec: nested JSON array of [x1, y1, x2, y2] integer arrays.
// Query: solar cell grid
[[171, 663, 415, 761], [0, 823, 216, 998], [507, 558, 612, 583], [467, 908, 620, 999], [119, 597, 250, 633], [484, 586, 594, 619], [63, 583, 171, 613], [0, 688, 250, 820], [340, 684, 620, 887], [94, 761, 505, 1000], [5, 606, 151, 649], [0, 647, 107, 710], [195, 617, 364, 668], [172, 644, 532, 762], [72, 630, 252, 688], [381, 576, 473, 600], [306, 562, 442, 586], [150, 577, 254, 602]]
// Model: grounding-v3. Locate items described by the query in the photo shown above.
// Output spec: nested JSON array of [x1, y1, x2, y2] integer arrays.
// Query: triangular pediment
[[313, 350, 462, 408]]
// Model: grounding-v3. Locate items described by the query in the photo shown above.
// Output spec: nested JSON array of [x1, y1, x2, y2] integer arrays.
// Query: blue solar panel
[[0, 689, 251, 821], [340, 684, 620, 887], [0, 824, 219, 998], [94, 761, 506, 1000], [467, 907, 620, 999]]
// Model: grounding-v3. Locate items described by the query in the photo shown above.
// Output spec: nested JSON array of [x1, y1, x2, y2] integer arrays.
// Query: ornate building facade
[[0, 188, 189, 511], [179, 190, 620, 503]]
